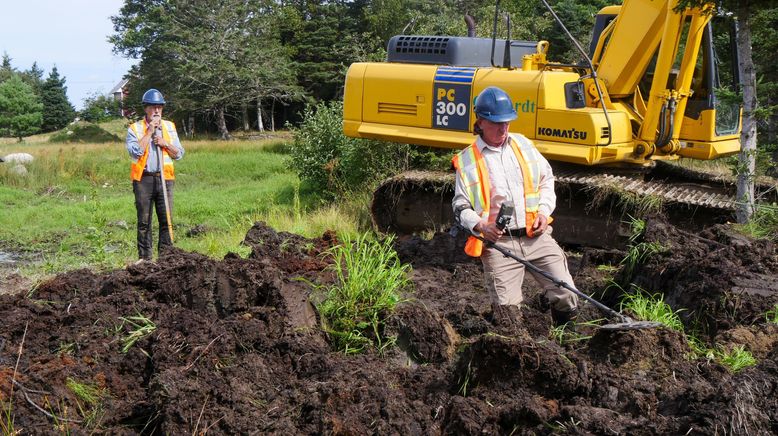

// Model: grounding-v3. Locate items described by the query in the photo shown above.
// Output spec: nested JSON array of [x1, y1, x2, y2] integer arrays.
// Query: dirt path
[[1, 220, 776, 434]]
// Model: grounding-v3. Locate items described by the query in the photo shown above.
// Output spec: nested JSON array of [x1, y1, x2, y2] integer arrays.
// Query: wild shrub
[[79, 93, 122, 123], [289, 101, 450, 199], [315, 233, 411, 353]]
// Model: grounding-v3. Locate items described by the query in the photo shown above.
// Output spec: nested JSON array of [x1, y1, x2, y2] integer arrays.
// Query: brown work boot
[[551, 307, 579, 329]]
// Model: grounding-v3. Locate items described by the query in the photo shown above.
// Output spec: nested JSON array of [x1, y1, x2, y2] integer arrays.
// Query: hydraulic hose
[[656, 103, 667, 148], [656, 97, 677, 150]]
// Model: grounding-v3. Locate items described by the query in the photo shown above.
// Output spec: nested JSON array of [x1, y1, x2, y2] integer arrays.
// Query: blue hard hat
[[141, 88, 166, 106], [474, 87, 517, 123]]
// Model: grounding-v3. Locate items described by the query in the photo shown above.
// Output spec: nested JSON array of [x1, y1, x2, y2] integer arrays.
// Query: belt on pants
[[142, 170, 161, 177], [503, 227, 527, 238]]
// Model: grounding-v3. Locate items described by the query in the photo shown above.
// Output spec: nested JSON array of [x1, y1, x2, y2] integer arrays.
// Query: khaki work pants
[[481, 228, 578, 312]]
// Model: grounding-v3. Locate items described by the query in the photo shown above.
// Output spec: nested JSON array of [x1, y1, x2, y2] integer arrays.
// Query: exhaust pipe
[[465, 14, 476, 37]]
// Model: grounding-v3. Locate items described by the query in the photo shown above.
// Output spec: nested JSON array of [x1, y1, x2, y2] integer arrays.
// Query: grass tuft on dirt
[[315, 233, 412, 353], [620, 288, 685, 331]]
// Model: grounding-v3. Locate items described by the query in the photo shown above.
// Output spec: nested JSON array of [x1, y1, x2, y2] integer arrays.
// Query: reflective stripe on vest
[[129, 119, 176, 181], [452, 133, 547, 257], [508, 133, 542, 235]]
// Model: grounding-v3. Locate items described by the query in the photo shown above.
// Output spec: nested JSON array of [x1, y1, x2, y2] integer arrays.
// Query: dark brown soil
[[1, 219, 777, 434]]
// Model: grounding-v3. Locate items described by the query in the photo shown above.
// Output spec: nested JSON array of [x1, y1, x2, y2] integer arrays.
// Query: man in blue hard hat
[[451, 86, 578, 327], [125, 88, 185, 261]]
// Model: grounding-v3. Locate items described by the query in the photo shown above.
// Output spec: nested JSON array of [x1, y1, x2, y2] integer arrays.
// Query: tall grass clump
[[620, 287, 684, 331], [289, 101, 450, 199], [688, 336, 758, 372], [587, 186, 663, 219], [736, 202, 778, 241], [619, 216, 665, 277], [316, 233, 412, 353]]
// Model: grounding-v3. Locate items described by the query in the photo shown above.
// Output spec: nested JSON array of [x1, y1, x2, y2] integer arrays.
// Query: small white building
[[110, 79, 130, 116]]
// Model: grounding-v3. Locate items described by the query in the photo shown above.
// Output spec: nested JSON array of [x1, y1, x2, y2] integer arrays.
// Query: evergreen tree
[[0, 52, 15, 83], [40, 66, 76, 132], [22, 62, 45, 97], [0, 75, 43, 141], [752, 6, 778, 146]]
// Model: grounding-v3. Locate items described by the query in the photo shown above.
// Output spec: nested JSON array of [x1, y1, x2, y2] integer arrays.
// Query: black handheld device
[[496, 201, 514, 230]]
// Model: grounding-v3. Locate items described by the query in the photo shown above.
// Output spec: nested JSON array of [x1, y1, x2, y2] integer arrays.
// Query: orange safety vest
[[129, 119, 177, 181], [452, 133, 551, 257]]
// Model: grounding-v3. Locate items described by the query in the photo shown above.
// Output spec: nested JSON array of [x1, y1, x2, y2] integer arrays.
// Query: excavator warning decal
[[433, 67, 474, 131]]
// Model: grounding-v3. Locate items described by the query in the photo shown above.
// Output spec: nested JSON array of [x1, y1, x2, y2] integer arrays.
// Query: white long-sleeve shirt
[[452, 135, 556, 231]]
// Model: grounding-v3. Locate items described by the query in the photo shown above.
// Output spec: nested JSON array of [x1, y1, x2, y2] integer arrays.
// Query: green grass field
[[0, 122, 369, 280]]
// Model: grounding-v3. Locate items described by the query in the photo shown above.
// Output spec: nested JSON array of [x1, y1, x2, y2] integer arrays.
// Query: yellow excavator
[[343, 0, 743, 247]]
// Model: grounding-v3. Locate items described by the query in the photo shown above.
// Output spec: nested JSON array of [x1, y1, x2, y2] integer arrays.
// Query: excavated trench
[[371, 162, 776, 249], [0, 217, 777, 434]]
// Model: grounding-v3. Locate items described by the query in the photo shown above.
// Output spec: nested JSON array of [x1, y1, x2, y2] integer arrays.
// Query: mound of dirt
[[617, 217, 778, 338], [1, 220, 777, 434]]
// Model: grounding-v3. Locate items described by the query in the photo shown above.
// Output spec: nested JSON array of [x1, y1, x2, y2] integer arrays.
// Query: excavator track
[[371, 163, 776, 248]]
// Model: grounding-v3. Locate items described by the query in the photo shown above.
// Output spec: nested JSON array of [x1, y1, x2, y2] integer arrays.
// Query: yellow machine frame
[[343, 0, 740, 167]]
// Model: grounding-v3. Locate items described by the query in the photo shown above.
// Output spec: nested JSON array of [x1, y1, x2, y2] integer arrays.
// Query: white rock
[[3, 153, 34, 164], [9, 164, 28, 175]]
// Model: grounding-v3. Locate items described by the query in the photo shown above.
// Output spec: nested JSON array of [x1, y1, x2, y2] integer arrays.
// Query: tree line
[[1, 0, 776, 157], [0, 54, 75, 141], [0, 53, 125, 141], [111, 0, 777, 152], [110, 0, 630, 139]]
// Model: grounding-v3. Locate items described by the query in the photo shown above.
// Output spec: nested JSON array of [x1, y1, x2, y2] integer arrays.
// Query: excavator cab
[[589, 2, 741, 161], [683, 17, 741, 139]]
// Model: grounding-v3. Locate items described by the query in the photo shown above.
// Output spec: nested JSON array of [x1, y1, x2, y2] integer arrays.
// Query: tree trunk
[[735, 2, 757, 223], [188, 114, 195, 138], [242, 103, 250, 131], [216, 106, 231, 140], [257, 98, 264, 132], [769, 93, 777, 145], [271, 99, 276, 132]]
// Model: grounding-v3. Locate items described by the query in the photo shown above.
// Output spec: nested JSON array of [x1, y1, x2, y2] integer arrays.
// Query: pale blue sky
[[0, 0, 136, 110]]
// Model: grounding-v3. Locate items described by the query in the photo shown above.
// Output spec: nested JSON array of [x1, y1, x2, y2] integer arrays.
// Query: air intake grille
[[378, 102, 417, 116], [394, 36, 449, 55], [601, 127, 610, 139]]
